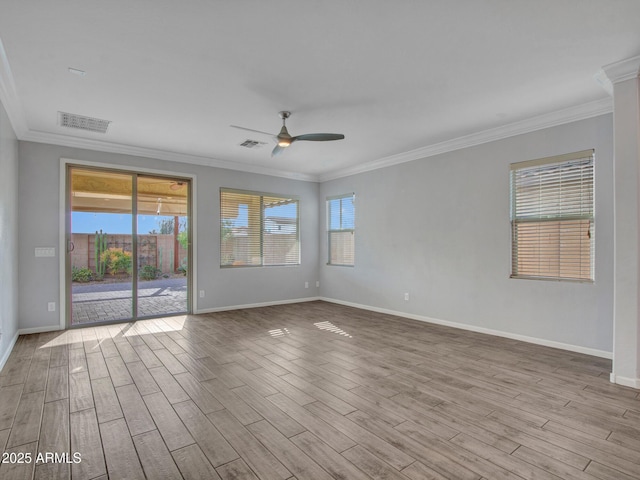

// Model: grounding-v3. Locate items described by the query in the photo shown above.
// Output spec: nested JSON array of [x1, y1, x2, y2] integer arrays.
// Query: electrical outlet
[[404, 293, 409, 301], [199, 290, 205, 298], [305, 282, 309, 289], [48, 302, 56, 312]]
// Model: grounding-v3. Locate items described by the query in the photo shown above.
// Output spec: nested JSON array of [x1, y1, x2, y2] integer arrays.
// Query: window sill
[[510, 274, 594, 284]]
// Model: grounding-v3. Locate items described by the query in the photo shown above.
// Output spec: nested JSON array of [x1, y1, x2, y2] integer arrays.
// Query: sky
[[72, 212, 180, 234], [330, 196, 355, 230], [72, 203, 297, 235]]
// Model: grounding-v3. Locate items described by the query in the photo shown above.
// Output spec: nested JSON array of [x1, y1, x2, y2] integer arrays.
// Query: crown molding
[[593, 69, 613, 96], [20, 97, 613, 185], [0, 38, 28, 136], [319, 97, 613, 182], [21, 129, 319, 182], [602, 55, 640, 85]]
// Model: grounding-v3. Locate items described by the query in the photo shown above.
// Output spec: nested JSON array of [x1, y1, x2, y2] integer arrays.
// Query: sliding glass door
[[136, 175, 189, 318], [67, 166, 190, 326]]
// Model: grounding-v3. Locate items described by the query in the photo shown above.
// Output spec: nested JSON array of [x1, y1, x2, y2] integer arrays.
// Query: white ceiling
[[1, 1, 639, 181]]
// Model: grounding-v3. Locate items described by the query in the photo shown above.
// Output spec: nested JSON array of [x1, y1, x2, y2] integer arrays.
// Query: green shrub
[[178, 230, 188, 250], [177, 258, 188, 276], [139, 264, 160, 281], [100, 248, 132, 275], [72, 266, 93, 283]]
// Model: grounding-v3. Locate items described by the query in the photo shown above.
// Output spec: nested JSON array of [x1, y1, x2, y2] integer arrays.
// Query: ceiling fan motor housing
[[277, 112, 293, 146]]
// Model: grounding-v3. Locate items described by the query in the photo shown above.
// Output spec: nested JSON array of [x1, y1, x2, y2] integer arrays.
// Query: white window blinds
[[510, 150, 594, 281], [327, 193, 355, 266], [220, 189, 299, 267]]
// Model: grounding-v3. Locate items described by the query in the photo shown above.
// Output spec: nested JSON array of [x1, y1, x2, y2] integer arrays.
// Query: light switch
[[35, 247, 56, 257]]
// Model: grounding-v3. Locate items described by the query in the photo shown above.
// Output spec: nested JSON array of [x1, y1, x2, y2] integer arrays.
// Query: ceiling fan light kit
[[232, 111, 345, 157]]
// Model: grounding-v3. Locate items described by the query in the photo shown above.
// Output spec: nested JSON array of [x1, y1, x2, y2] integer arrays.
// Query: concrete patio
[[71, 277, 188, 324]]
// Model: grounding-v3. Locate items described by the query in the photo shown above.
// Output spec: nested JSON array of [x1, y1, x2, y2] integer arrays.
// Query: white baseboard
[[196, 296, 321, 314], [610, 373, 640, 389], [320, 297, 613, 360], [0, 330, 20, 372], [19, 325, 64, 335]]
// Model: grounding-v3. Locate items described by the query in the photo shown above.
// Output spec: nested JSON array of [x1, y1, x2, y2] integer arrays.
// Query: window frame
[[327, 193, 355, 267], [220, 188, 300, 268], [509, 149, 595, 283]]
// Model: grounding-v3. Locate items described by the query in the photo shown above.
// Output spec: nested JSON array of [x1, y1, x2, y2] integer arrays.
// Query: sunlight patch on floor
[[269, 328, 291, 337], [314, 321, 352, 338], [37, 315, 189, 349]]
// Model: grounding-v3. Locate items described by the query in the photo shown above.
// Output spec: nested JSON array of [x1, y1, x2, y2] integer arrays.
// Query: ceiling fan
[[231, 111, 345, 156]]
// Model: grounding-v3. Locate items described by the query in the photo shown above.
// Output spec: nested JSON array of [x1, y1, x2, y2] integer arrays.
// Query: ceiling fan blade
[[271, 144, 287, 157], [230, 125, 276, 138], [293, 133, 345, 142]]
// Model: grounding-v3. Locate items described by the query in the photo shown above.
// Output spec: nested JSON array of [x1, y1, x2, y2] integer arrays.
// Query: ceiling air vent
[[58, 111, 111, 133], [239, 139, 266, 149]]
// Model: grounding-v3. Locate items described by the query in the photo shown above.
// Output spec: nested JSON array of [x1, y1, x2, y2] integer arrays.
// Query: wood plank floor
[[1, 300, 639, 480]]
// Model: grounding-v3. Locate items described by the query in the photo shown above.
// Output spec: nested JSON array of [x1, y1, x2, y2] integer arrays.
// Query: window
[[510, 150, 594, 281], [220, 188, 299, 267], [327, 193, 355, 266]]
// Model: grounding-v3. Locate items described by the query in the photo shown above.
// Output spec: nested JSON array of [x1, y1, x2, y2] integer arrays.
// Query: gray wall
[[12, 113, 616, 355], [319, 114, 614, 353], [0, 100, 19, 367], [17, 142, 319, 330]]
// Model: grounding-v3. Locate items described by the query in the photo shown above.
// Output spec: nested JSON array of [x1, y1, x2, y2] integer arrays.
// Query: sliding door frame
[[59, 158, 197, 329]]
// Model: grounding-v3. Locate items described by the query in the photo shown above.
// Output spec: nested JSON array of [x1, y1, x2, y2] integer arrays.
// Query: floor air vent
[[58, 111, 111, 133]]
